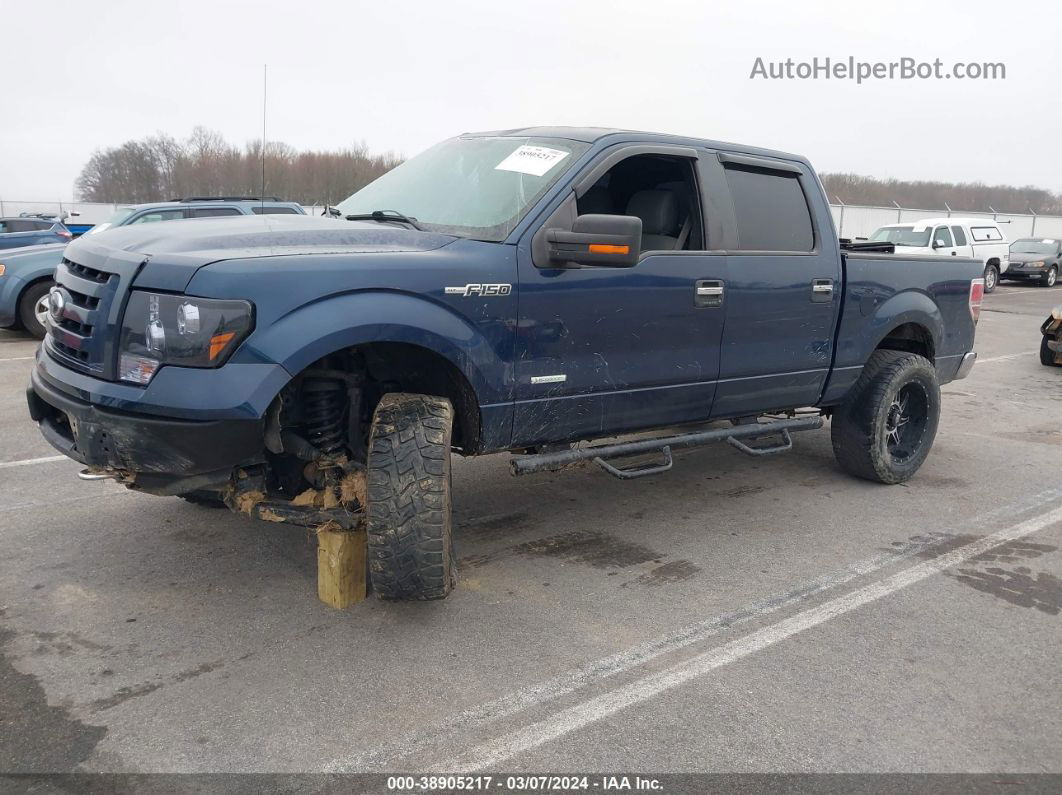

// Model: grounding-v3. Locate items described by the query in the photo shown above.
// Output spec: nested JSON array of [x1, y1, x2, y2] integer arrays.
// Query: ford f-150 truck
[[26, 127, 982, 601]]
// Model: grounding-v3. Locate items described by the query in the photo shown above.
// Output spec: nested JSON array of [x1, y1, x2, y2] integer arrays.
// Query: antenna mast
[[261, 64, 267, 205]]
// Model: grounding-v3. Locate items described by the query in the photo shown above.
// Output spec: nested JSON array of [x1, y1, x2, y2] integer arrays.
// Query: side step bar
[[509, 416, 823, 479]]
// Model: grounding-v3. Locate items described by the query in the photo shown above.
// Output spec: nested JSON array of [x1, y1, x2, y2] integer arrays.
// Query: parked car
[[1, 198, 305, 339], [0, 217, 72, 250], [1042, 306, 1062, 366], [85, 197, 305, 236], [27, 127, 981, 602], [1006, 238, 1060, 287], [870, 217, 1009, 292]]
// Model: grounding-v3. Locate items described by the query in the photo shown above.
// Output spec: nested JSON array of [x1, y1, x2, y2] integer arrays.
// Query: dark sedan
[[1006, 237, 1060, 287]]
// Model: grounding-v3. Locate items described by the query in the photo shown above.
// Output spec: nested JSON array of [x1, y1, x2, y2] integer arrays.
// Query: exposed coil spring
[[302, 379, 345, 456]]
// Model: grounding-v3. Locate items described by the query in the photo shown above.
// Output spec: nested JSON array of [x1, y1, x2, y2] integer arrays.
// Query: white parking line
[[977, 351, 1038, 364], [0, 356, 34, 362], [438, 502, 1062, 772], [0, 454, 67, 469], [327, 488, 1062, 773], [992, 289, 1056, 297]]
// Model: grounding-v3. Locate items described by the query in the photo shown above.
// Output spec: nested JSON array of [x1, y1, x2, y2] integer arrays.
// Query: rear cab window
[[952, 226, 967, 246]]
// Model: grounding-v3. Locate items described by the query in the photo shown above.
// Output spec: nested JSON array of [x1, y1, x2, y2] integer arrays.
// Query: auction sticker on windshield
[[495, 145, 570, 177]]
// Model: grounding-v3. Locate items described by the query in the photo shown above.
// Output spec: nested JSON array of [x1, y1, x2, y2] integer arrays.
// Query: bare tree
[[821, 173, 1062, 214], [76, 128, 402, 204]]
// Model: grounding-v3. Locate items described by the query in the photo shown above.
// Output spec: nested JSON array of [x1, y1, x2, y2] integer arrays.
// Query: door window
[[190, 207, 242, 218], [952, 226, 967, 246], [933, 226, 954, 247], [129, 210, 186, 224], [575, 154, 705, 252], [251, 206, 299, 215], [722, 164, 814, 252]]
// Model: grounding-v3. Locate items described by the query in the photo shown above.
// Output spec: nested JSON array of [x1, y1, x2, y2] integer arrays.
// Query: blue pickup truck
[[26, 127, 982, 601]]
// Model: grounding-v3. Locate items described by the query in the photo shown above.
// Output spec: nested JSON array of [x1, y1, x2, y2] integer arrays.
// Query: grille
[[45, 257, 118, 374]]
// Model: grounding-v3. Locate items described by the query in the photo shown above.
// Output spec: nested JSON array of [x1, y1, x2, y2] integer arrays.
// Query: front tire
[[1042, 266, 1058, 287], [831, 350, 940, 484], [983, 264, 999, 293], [18, 280, 52, 340], [366, 393, 455, 600]]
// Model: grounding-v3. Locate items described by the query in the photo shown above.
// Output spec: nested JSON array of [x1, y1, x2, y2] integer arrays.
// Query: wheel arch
[[248, 291, 510, 453]]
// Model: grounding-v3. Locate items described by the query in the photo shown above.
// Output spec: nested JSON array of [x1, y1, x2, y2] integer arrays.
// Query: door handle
[[695, 279, 724, 308], [811, 279, 834, 303]]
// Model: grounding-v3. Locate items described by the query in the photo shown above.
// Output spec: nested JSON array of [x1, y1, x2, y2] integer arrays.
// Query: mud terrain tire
[[831, 350, 940, 484], [366, 393, 455, 600]]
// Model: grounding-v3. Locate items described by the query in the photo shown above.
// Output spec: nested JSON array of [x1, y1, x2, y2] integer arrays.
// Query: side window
[[251, 206, 299, 215], [129, 210, 186, 225], [722, 163, 814, 252], [952, 226, 967, 246], [190, 207, 242, 219], [933, 226, 954, 247], [6, 220, 30, 232], [575, 154, 705, 251], [970, 226, 1003, 242], [0, 221, 7, 233]]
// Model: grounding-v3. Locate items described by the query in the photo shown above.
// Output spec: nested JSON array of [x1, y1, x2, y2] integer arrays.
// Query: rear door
[[708, 152, 842, 417], [950, 225, 974, 258]]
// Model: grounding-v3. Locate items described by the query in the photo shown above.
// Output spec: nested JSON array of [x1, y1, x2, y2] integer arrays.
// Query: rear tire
[[366, 393, 455, 600], [1042, 266, 1057, 287], [18, 280, 52, 340], [831, 350, 940, 484], [983, 264, 999, 293], [1042, 335, 1061, 367]]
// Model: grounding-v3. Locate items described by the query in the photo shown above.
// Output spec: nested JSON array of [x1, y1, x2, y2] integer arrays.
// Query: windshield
[[870, 226, 932, 246], [87, 206, 136, 236], [1011, 239, 1057, 255], [336, 136, 589, 241]]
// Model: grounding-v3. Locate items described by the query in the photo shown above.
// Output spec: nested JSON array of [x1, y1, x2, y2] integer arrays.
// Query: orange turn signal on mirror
[[588, 244, 629, 255], [208, 331, 236, 361]]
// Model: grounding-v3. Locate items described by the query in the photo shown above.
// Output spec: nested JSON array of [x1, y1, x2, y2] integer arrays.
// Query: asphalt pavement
[[1, 282, 1060, 779]]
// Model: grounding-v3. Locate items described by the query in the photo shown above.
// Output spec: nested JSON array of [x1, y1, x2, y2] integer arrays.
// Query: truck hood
[[62, 214, 459, 291]]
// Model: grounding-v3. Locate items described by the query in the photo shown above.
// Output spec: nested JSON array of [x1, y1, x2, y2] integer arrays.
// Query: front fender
[[0, 250, 63, 327], [239, 290, 512, 406]]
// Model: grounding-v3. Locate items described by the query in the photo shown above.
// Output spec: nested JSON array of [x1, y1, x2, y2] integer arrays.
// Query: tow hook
[[77, 468, 123, 482]]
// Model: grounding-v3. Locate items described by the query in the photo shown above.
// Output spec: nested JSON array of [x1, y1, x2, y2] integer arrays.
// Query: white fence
[[829, 204, 1062, 241], [4, 198, 1062, 242]]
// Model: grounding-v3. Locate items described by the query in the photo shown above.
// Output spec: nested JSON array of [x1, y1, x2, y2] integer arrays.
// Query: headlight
[[118, 291, 254, 384], [1029, 260, 1046, 268]]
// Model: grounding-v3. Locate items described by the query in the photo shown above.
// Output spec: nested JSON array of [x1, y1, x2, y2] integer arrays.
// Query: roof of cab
[[463, 125, 809, 166]]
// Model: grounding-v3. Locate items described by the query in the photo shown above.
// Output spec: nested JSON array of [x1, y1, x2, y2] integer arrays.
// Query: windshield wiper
[[344, 209, 424, 231]]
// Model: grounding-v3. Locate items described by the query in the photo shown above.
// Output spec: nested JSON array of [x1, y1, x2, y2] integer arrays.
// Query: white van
[[870, 217, 1010, 292]]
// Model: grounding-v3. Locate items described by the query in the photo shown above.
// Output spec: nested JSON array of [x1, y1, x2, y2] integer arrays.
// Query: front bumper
[[27, 357, 275, 489]]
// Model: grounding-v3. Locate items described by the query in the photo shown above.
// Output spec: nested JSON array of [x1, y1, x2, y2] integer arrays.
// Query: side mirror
[[933, 239, 946, 249], [547, 214, 642, 267]]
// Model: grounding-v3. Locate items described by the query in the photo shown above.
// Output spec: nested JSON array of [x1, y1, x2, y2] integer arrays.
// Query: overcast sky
[[3, 0, 1059, 201]]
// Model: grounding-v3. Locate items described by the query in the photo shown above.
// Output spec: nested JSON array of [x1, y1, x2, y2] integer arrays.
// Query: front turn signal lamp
[[117, 291, 254, 384]]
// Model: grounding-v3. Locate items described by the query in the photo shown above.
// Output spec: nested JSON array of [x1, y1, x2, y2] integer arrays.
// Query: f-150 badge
[[445, 283, 512, 297]]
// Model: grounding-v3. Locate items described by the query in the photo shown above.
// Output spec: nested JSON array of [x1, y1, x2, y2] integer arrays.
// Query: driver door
[[511, 146, 727, 447]]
